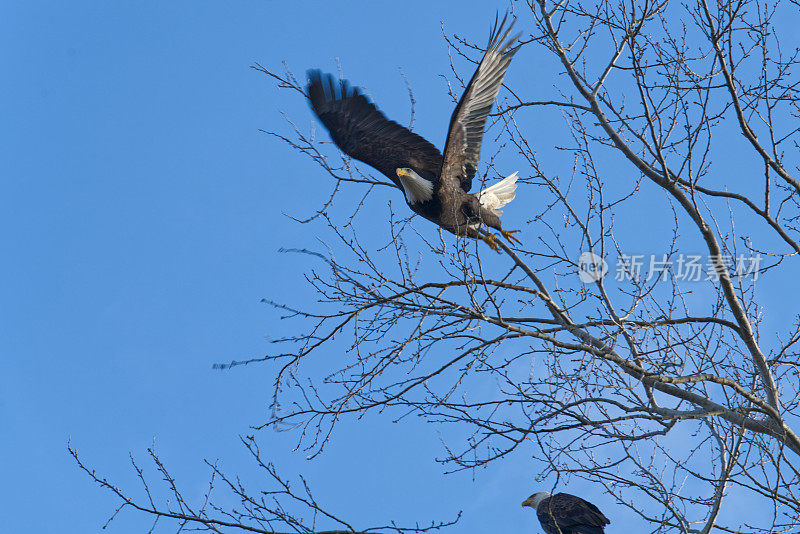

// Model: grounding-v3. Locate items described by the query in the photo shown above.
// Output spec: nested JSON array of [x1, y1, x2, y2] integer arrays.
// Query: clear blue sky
[[2, 1, 797, 533]]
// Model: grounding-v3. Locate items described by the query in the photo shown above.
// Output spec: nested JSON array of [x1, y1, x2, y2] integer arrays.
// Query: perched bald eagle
[[307, 13, 521, 250], [522, 492, 610, 534]]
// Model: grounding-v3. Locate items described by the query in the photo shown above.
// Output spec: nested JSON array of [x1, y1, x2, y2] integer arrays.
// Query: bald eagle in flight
[[522, 492, 610, 534], [307, 13, 521, 251]]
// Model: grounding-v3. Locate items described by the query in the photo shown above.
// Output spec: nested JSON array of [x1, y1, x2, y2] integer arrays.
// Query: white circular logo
[[578, 252, 608, 283]]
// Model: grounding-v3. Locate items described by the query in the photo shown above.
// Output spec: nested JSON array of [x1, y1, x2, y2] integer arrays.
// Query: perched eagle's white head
[[521, 492, 552, 510], [396, 168, 434, 205]]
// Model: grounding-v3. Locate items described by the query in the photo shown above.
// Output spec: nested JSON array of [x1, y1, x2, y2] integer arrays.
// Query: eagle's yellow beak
[[521, 497, 534, 507], [396, 168, 409, 177]]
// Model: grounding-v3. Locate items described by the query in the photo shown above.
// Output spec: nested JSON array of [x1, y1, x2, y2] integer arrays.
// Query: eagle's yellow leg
[[481, 233, 501, 251], [501, 229, 522, 245]]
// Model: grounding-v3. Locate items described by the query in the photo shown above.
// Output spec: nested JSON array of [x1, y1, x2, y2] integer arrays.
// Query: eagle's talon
[[481, 234, 501, 252], [501, 229, 522, 245]]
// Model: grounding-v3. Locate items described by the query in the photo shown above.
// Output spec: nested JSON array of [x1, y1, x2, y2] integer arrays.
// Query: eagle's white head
[[396, 167, 433, 204], [521, 492, 552, 510]]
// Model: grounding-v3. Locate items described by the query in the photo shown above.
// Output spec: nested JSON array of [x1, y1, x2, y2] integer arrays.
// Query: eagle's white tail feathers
[[477, 171, 518, 216]]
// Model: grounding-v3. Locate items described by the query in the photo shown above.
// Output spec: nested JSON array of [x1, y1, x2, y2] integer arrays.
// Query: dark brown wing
[[537, 493, 610, 534], [440, 12, 520, 193], [307, 70, 442, 188]]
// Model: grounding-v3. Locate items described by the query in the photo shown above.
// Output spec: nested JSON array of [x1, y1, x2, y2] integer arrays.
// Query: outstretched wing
[[537, 494, 610, 534], [307, 70, 442, 188], [440, 12, 520, 193]]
